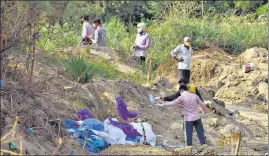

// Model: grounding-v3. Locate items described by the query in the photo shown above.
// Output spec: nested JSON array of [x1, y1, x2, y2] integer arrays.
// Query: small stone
[[211, 118, 219, 127], [197, 144, 208, 153], [63, 86, 73, 91]]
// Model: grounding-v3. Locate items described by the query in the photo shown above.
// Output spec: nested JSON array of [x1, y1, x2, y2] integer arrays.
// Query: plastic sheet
[[130, 122, 157, 146], [108, 117, 142, 138], [116, 96, 140, 121], [75, 107, 94, 121]]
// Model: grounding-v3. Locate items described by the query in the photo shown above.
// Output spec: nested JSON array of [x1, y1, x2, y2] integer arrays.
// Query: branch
[[0, 39, 24, 54]]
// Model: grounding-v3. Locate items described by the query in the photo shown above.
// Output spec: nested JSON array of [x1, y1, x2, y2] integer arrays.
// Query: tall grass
[[64, 56, 120, 83], [37, 23, 81, 51], [106, 16, 268, 67]]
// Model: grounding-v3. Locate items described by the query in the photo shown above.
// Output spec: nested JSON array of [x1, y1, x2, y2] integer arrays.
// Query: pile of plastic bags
[[63, 96, 156, 154]]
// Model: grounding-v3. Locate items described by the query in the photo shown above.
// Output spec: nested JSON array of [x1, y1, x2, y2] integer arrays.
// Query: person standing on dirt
[[91, 19, 107, 47], [171, 37, 193, 84], [80, 15, 94, 45], [131, 22, 152, 65], [153, 85, 209, 147], [154, 79, 203, 102]]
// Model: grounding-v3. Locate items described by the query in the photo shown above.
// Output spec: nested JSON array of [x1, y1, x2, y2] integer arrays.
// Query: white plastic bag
[[103, 118, 127, 145], [130, 122, 156, 146]]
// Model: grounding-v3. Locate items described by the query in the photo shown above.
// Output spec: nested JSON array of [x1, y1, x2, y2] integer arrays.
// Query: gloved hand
[[154, 97, 160, 100], [154, 97, 162, 103], [153, 103, 162, 107]]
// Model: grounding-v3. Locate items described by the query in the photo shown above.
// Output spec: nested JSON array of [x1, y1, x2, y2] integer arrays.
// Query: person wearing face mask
[[131, 22, 152, 65], [79, 15, 94, 46], [91, 19, 107, 47], [171, 37, 193, 84]]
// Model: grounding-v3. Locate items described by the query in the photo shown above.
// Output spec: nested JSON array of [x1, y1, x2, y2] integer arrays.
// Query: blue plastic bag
[[63, 120, 79, 129], [149, 94, 155, 103], [78, 118, 104, 131]]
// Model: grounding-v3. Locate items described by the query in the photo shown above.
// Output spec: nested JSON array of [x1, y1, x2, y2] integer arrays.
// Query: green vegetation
[[65, 56, 120, 83], [2, 1, 268, 85]]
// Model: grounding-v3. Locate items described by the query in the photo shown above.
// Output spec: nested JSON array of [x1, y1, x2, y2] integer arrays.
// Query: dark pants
[[184, 119, 206, 146], [135, 56, 146, 65], [82, 37, 92, 45], [178, 69, 190, 84]]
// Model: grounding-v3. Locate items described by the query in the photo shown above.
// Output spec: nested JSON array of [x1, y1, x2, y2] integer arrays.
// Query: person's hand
[[154, 97, 160, 100], [154, 97, 163, 103], [153, 103, 162, 107], [134, 45, 139, 48], [177, 57, 184, 62], [204, 113, 209, 122]]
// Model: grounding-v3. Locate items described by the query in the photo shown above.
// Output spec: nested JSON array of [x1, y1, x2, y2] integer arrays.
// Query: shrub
[[64, 56, 120, 83], [65, 56, 91, 83]]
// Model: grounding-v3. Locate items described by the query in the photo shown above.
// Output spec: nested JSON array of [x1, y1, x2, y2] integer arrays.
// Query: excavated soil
[[1, 46, 268, 155]]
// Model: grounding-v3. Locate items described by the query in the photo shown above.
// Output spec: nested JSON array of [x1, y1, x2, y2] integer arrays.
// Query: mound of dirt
[[2, 46, 268, 155], [100, 144, 172, 155], [160, 47, 268, 105]]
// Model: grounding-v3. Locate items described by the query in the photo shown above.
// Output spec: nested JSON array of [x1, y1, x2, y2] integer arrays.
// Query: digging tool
[[146, 58, 152, 86], [234, 132, 241, 155], [52, 137, 63, 155], [77, 40, 83, 47]]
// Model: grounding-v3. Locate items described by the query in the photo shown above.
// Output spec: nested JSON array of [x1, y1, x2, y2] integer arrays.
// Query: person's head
[[178, 79, 187, 86], [93, 19, 101, 28], [179, 85, 188, 93], [184, 37, 191, 47], [137, 22, 146, 33], [81, 15, 89, 23]]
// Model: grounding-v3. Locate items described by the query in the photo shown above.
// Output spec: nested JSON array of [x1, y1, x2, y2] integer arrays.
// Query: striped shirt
[[156, 91, 208, 121]]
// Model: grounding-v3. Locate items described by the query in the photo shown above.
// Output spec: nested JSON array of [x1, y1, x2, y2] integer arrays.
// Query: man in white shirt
[[171, 37, 193, 84], [80, 15, 94, 45]]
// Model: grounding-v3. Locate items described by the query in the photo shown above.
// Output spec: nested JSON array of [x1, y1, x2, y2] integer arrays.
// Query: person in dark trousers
[[91, 19, 107, 47], [171, 37, 193, 84], [132, 22, 152, 65], [153, 85, 209, 146], [154, 79, 203, 102], [80, 15, 94, 45]]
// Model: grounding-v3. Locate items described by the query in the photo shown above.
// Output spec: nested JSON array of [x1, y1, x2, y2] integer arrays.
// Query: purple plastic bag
[[75, 107, 94, 121], [108, 117, 142, 138], [116, 96, 140, 121]]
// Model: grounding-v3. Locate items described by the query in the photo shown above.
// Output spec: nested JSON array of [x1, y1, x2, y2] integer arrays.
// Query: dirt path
[[226, 104, 268, 127]]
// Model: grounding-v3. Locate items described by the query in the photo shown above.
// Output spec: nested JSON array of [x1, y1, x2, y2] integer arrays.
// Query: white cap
[[184, 37, 191, 42], [137, 22, 146, 28]]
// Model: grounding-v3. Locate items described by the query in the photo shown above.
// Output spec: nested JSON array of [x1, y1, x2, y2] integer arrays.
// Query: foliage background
[[1, 1, 268, 83]]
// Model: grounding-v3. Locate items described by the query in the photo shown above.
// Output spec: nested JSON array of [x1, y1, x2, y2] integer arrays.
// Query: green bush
[[64, 56, 120, 83], [65, 56, 91, 83], [105, 17, 135, 55], [105, 16, 267, 66], [37, 23, 81, 51]]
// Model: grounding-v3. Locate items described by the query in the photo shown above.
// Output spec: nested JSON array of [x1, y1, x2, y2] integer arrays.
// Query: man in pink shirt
[[154, 85, 209, 146], [131, 22, 152, 65]]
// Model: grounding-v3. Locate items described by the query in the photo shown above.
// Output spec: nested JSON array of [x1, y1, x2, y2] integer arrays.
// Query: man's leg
[[178, 69, 185, 81], [140, 56, 146, 65], [184, 120, 194, 146], [185, 70, 191, 84], [194, 119, 206, 145]]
